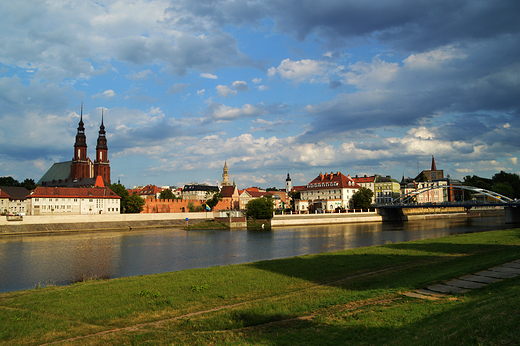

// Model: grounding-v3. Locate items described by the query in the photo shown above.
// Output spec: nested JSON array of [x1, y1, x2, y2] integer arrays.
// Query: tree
[[463, 175, 492, 191], [109, 183, 130, 213], [126, 193, 146, 213], [351, 187, 374, 209], [205, 191, 223, 211], [492, 182, 514, 199], [187, 201, 204, 212], [20, 178, 37, 190], [492, 171, 520, 198], [289, 190, 301, 210], [244, 197, 274, 220], [0, 176, 19, 186], [266, 187, 279, 192], [159, 189, 175, 200]]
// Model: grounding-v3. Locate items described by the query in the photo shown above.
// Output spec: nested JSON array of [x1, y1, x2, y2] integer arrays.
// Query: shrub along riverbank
[[1, 229, 519, 345]]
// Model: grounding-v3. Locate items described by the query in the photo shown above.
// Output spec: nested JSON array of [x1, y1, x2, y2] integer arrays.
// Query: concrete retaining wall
[[0, 212, 217, 234], [271, 212, 382, 227]]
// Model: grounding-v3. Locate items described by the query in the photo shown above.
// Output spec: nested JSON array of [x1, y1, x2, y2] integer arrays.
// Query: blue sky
[[1, 0, 520, 189]]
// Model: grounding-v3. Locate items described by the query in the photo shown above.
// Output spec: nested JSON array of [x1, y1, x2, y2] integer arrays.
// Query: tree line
[[463, 171, 520, 199], [0, 177, 38, 190]]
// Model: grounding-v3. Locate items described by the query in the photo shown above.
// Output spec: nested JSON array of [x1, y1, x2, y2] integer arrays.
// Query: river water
[[0, 216, 515, 293]]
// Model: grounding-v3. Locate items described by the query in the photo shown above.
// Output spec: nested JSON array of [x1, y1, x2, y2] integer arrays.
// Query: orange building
[[141, 198, 204, 213]]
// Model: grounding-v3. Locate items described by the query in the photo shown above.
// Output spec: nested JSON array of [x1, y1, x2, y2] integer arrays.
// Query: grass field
[[1, 228, 519, 345]]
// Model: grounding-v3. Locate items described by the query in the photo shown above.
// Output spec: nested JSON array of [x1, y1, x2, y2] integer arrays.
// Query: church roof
[[37, 161, 72, 185]]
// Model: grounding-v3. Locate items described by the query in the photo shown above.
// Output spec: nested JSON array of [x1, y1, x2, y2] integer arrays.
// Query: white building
[[0, 186, 30, 215], [28, 185, 121, 215], [296, 172, 360, 213]]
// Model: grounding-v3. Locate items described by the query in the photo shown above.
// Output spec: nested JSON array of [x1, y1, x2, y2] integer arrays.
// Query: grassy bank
[[1, 229, 519, 345], [184, 219, 230, 230]]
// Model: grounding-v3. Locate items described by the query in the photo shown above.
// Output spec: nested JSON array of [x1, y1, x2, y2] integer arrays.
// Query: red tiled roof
[[245, 187, 264, 192], [352, 176, 375, 184], [0, 189, 10, 198], [220, 185, 237, 198], [30, 186, 121, 199], [304, 172, 360, 190], [127, 185, 163, 196], [247, 191, 272, 198]]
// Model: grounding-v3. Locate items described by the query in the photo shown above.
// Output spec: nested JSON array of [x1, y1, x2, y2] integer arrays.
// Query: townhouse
[[296, 172, 361, 213], [0, 186, 30, 215]]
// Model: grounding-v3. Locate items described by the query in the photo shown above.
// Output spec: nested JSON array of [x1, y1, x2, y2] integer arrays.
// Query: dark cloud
[[263, 1, 520, 52], [328, 80, 341, 89]]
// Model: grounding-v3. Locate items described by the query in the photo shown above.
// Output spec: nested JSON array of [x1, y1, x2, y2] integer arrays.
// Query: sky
[[1, 0, 520, 190]]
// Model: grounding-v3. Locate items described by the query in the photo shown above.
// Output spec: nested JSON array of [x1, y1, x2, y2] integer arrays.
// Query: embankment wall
[[0, 212, 217, 234], [271, 212, 382, 227]]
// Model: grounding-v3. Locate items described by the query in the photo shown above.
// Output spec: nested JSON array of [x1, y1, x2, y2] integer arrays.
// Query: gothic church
[[37, 106, 111, 187]]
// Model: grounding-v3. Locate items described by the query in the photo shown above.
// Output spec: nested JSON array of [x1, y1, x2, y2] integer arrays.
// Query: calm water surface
[[0, 216, 514, 292]]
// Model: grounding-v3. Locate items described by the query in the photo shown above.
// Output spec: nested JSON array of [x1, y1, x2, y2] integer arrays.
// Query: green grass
[[184, 219, 230, 230], [0, 229, 519, 345]]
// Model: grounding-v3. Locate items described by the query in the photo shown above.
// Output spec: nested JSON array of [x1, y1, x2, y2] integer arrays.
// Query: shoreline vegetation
[[184, 219, 230, 230], [1, 229, 519, 345]]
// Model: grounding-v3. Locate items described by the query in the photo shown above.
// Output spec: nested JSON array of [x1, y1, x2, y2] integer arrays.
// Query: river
[[0, 216, 515, 293]]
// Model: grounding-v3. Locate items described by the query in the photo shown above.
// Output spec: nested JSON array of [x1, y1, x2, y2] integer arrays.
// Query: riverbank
[[0, 208, 506, 235], [0, 212, 214, 235], [1, 228, 519, 345]]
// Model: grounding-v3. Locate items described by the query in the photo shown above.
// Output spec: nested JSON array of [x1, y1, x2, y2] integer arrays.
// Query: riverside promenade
[[1, 207, 499, 234]]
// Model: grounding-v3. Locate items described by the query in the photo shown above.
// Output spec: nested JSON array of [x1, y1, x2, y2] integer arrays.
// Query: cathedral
[[37, 106, 111, 187]]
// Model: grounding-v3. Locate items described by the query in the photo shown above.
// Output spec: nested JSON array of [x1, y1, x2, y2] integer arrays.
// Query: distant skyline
[[1, 1, 519, 189]]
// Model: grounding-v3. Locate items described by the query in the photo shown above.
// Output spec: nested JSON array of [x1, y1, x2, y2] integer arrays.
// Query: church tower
[[70, 105, 90, 180], [94, 108, 111, 184], [221, 161, 231, 186], [286, 172, 292, 192]]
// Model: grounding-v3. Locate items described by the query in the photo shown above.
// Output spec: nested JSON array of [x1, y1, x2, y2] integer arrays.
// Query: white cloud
[[404, 46, 468, 70], [232, 80, 249, 91], [126, 70, 153, 81], [269, 59, 331, 83], [342, 58, 399, 90], [209, 103, 266, 121], [93, 90, 116, 99], [200, 73, 218, 79], [252, 78, 262, 84], [216, 85, 237, 97]]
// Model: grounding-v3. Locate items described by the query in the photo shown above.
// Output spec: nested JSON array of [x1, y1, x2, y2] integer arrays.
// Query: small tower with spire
[[71, 104, 90, 180], [286, 172, 292, 192], [221, 161, 231, 186], [94, 108, 110, 184]]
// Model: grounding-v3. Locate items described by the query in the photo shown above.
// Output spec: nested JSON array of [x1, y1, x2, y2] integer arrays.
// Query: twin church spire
[[71, 104, 111, 184]]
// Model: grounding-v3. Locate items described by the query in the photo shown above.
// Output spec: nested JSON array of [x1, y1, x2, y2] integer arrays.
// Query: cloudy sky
[[1, 0, 519, 189]]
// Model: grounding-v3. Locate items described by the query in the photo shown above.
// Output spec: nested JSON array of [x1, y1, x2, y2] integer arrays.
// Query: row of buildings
[[2, 110, 462, 216], [123, 156, 461, 215], [1, 176, 121, 216]]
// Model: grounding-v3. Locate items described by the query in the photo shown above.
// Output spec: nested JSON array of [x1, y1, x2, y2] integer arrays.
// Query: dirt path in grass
[[39, 263, 405, 345], [38, 252, 519, 345]]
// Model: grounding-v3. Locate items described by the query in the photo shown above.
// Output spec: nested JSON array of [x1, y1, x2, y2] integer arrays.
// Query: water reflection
[[0, 216, 514, 293]]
